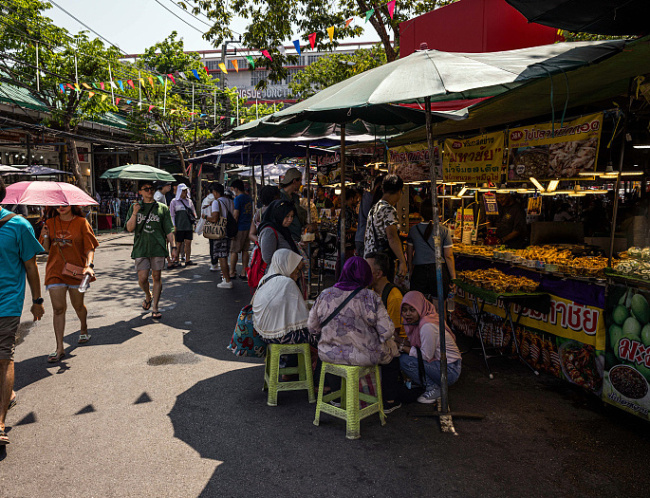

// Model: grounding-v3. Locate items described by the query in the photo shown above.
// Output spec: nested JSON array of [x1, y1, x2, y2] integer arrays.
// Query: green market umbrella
[[100, 164, 175, 182]]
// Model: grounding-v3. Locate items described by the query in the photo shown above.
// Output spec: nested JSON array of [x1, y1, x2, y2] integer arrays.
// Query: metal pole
[[35, 42, 39, 92], [340, 123, 347, 267], [306, 143, 312, 294], [108, 64, 115, 105], [236, 96, 240, 125], [192, 84, 195, 121], [260, 155, 265, 186], [608, 118, 628, 266], [213, 89, 217, 126], [425, 96, 452, 425], [163, 78, 168, 116], [138, 70, 142, 109]]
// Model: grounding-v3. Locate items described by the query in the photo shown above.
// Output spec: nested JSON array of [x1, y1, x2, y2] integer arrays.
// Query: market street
[[0, 234, 648, 498]]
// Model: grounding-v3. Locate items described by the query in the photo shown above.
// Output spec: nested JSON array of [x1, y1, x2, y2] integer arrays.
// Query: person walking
[[249, 185, 280, 244], [201, 188, 217, 271], [39, 206, 99, 362], [0, 178, 45, 445], [169, 183, 197, 268], [355, 175, 384, 256], [154, 182, 171, 205], [229, 179, 253, 281], [207, 182, 235, 289], [279, 167, 307, 243], [363, 174, 407, 281], [126, 180, 175, 320]]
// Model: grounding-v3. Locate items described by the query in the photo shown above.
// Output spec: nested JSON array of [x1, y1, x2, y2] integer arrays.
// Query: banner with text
[[442, 131, 505, 183], [388, 142, 441, 182]]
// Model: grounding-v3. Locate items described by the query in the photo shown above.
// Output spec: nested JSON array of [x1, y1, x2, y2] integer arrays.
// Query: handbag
[[203, 218, 227, 240], [55, 235, 94, 282], [194, 217, 206, 235], [227, 304, 267, 357]]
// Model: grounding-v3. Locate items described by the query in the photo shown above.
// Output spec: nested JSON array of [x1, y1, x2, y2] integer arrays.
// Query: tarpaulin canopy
[[505, 0, 650, 36], [188, 142, 333, 165]]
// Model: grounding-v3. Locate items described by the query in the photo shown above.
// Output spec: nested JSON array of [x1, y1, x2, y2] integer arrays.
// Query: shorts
[[46, 283, 80, 291], [210, 238, 231, 262], [0, 316, 20, 361], [230, 230, 250, 254], [175, 230, 194, 243], [135, 257, 166, 272]]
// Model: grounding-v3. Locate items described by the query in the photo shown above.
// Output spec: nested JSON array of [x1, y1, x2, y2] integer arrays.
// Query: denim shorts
[[46, 283, 80, 291]]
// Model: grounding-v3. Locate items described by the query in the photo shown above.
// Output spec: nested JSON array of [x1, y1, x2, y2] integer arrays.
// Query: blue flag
[[191, 69, 200, 81], [293, 40, 301, 56], [118, 80, 124, 91]]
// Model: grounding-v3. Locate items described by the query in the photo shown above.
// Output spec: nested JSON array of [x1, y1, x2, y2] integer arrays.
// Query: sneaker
[[217, 280, 233, 289], [417, 388, 441, 405], [383, 400, 402, 414], [209, 265, 219, 272]]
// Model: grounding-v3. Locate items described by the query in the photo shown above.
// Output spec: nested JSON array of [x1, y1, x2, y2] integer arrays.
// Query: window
[[251, 70, 268, 87]]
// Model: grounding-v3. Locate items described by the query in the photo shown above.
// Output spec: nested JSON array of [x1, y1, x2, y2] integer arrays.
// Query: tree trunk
[[65, 136, 89, 194], [357, 0, 398, 61], [175, 144, 186, 177]]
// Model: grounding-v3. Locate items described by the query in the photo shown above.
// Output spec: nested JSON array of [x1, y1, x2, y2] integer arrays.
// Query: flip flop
[[47, 351, 65, 363], [151, 311, 162, 320], [0, 430, 9, 445], [142, 299, 152, 311], [8, 395, 16, 411], [78, 334, 91, 344], [185, 261, 197, 266]]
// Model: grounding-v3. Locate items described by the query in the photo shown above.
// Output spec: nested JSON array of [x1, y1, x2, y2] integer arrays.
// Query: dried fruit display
[[457, 269, 539, 293]]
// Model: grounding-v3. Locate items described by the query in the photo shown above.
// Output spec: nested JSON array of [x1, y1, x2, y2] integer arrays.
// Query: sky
[[45, 0, 379, 55]]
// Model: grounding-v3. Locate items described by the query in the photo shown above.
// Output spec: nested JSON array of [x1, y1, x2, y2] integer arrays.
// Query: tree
[[289, 44, 386, 99], [0, 0, 121, 190], [179, 0, 458, 86]]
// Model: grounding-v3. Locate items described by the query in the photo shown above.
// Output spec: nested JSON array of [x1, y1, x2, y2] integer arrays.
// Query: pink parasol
[[2, 181, 98, 206]]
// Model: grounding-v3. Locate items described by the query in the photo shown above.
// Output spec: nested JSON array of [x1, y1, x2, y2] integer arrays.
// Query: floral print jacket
[[308, 287, 396, 366]]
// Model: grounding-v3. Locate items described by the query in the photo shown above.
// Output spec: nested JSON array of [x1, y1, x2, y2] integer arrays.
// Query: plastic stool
[[263, 343, 315, 406], [313, 362, 385, 440]]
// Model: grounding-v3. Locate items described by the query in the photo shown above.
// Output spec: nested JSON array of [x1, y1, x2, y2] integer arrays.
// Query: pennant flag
[[231, 117, 235, 124], [179, 71, 187, 80], [204, 66, 209, 74], [233, 60, 239, 72], [127, 79, 135, 89], [261, 50, 272, 61], [92, 83, 98, 89], [110, 80, 117, 89], [308, 32, 317, 49], [73, 83, 80, 92], [88, 91, 95, 98], [148, 105, 154, 112], [116, 98, 121, 105], [327, 26, 335, 42], [365, 8, 374, 22], [99, 82, 105, 90], [387, 0, 396, 19], [65, 83, 74, 90], [138, 78, 145, 86], [157, 75, 165, 85], [117, 80, 124, 91], [219, 63, 228, 74], [167, 74, 176, 84], [220, 116, 225, 120], [192, 69, 200, 80], [170, 109, 176, 114], [245, 56, 255, 69], [277, 45, 286, 56], [345, 17, 353, 28], [82, 82, 91, 90], [101, 95, 107, 102], [59, 83, 65, 93], [127, 100, 131, 104], [148, 76, 154, 88], [293, 40, 301, 56]]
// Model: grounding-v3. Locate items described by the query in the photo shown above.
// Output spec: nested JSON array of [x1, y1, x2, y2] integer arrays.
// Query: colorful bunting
[[148, 105, 154, 112], [116, 98, 121, 105], [345, 18, 353, 28], [167, 74, 176, 84], [327, 26, 335, 42], [261, 50, 272, 61], [204, 66, 209, 74], [387, 0, 396, 19], [59, 83, 65, 93], [365, 8, 374, 22], [170, 109, 177, 114], [277, 45, 286, 56], [308, 32, 317, 49], [101, 95, 107, 102], [293, 40, 301, 56], [138, 78, 145, 87], [148, 76, 154, 88], [117, 80, 124, 91], [110, 80, 117, 89], [219, 63, 228, 74], [88, 91, 95, 98], [127, 79, 135, 89], [232, 60, 239, 72], [92, 83, 98, 89], [127, 100, 132, 104], [99, 82, 105, 90], [179, 71, 187, 80], [191, 69, 200, 80], [82, 82, 91, 90], [65, 83, 74, 90], [245, 56, 255, 69], [156, 75, 165, 85]]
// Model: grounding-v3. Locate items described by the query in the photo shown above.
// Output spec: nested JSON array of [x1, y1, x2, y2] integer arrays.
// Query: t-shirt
[[384, 286, 405, 339], [0, 208, 44, 317], [39, 216, 99, 286], [234, 193, 253, 231], [211, 197, 234, 219], [496, 202, 527, 248], [363, 199, 398, 257], [407, 223, 453, 266], [126, 201, 174, 259], [154, 191, 166, 205]]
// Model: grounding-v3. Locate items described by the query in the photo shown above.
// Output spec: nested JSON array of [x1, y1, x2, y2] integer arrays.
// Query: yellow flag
[[219, 63, 228, 74], [233, 60, 239, 73], [139, 78, 145, 86], [74, 83, 80, 92], [170, 109, 177, 114], [88, 92, 95, 98], [327, 26, 335, 42], [82, 82, 91, 89], [148, 76, 154, 88], [101, 95, 107, 102]]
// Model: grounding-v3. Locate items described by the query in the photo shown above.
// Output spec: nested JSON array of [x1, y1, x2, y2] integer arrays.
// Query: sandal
[[47, 351, 65, 363], [8, 394, 16, 411], [151, 311, 162, 320], [0, 430, 9, 445], [78, 334, 91, 344], [142, 299, 152, 311], [185, 261, 197, 266]]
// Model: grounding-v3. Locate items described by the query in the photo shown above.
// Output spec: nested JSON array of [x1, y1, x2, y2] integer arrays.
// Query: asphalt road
[[1, 234, 648, 498]]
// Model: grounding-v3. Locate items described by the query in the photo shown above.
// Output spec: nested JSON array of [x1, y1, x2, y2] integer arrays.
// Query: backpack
[[247, 227, 278, 291], [225, 210, 238, 238]]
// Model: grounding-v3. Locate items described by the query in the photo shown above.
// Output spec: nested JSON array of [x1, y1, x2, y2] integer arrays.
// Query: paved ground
[[1, 234, 649, 498]]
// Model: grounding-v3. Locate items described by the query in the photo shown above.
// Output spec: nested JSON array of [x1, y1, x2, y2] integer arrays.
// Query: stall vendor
[[495, 193, 527, 249]]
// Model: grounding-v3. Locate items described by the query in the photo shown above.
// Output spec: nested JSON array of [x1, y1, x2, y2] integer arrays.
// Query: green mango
[[612, 305, 629, 325], [631, 294, 650, 325], [622, 316, 642, 338], [636, 363, 650, 383], [642, 324, 650, 347], [609, 324, 624, 349]]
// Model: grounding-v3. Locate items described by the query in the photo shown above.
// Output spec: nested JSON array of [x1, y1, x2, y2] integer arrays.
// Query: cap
[[281, 167, 302, 186]]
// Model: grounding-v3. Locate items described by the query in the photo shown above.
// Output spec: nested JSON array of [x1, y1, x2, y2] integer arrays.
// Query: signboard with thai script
[[388, 142, 441, 182], [507, 112, 603, 180], [442, 131, 505, 183]]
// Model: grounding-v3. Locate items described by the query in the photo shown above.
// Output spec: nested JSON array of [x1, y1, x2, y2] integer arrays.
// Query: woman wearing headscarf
[[399, 291, 462, 404], [252, 249, 313, 345], [249, 185, 280, 244], [169, 183, 197, 267], [257, 199, 300, 264]]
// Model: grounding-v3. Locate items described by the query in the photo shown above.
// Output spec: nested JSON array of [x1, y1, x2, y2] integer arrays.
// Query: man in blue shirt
[[229, 179, 253, 280], [0, 178, 45, 445]]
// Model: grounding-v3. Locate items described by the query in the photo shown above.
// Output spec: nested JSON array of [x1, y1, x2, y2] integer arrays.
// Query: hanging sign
[[388, 142, 441, 182], [443, 131, 505, 183], [507, 112, 603, 180]]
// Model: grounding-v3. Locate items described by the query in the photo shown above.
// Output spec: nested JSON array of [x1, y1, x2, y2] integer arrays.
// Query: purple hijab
[[334, 256, 373, 291]]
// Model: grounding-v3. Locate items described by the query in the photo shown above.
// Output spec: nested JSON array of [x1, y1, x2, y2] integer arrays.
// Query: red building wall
[[399, 0, 562, 56]]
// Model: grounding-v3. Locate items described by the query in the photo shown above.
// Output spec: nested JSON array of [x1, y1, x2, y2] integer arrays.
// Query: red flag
[[387, 0, 396, 19], [261, 50, 272, 61], [127, 79, 135, 89], [308, 33, 317, 49], [148, 105, 154, 112], [204, 66, 209, 74], [116, 98, 121, 105], [345, 18, 353, 28], [168, 74, 176, 84], [65, 83, 74, 90], [100, 82, 105, 90]]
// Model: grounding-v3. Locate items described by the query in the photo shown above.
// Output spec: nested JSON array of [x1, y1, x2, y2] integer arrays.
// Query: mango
[[612, 305, 629, 325], [642, 324, 650, 347], [609, 324, 623, 349], [622, 316, 642, 338], [636, 363, 650, 383], [630, 294, 650, 325]]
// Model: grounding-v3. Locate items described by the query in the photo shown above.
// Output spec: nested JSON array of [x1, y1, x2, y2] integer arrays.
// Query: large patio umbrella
[[0, 165, 29, 175], [24, 165, 69, 176], [3, 181, 98, 206], [100, 164, 175, 182]]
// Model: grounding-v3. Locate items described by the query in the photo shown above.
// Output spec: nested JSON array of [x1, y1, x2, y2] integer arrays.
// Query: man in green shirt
[[126, 180, 175, 320]]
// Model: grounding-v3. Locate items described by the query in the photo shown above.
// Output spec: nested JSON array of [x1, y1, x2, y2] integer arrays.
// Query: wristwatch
[[33, 297, 44, 305], [88, 263, 94, 269]]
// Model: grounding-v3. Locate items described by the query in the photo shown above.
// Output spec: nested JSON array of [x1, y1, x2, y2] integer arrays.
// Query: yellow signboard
[[442, 131, 505, 183], [388, 142, 442, 182]]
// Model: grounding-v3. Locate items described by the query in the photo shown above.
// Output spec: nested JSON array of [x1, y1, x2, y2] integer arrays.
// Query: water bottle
[[79, 273, 91, 293], [447, 291, 455, 313]]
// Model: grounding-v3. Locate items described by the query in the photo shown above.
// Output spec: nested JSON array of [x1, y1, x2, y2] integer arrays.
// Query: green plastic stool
[[263, 343, 315, 406], [313, 362, 386, 440]]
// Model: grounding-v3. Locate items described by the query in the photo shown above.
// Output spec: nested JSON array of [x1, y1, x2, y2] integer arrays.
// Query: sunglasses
[[140, 187, 154, 192]]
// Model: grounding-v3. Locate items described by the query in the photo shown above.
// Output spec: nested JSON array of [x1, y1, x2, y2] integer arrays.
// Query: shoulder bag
[[55, 218, 95, 282], [203, 200, 228, 240], [0, 213, 16, 230], [320, 287, 363, 328]]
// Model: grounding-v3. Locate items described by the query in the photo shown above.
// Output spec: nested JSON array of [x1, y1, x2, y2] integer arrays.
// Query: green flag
[[365, 8, 374, 22], [245, 56, 255, 69]]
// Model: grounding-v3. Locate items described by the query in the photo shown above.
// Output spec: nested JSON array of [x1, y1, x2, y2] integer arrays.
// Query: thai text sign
[[389, 142, 441, 182], [508, 112, 603, 180], [442, 131, 505, 182]]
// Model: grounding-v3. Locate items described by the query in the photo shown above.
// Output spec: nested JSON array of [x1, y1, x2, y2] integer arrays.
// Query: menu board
[[388, 142, 441, 182], [442, 131, 505, 183], [508, 113, 603, 180]]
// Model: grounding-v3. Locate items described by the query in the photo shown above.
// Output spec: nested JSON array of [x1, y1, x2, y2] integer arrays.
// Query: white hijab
[[175, 183, 189, 200], [252, 249, 309, 339]]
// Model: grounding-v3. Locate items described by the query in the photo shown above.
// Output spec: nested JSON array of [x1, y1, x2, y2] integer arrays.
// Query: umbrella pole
[[306, 143, 312, 295], [260, 155, 265, 186], [608, 111, 629, 267], [340, 124, 347, 269], [425, 96, 455, 434]]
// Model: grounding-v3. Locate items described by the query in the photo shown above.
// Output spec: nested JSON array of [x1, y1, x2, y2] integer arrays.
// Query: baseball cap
[[280, 167, 302, 186]]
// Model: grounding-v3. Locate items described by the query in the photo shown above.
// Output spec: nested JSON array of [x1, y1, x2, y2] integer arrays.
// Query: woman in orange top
[[40, 206, 99, 363]]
